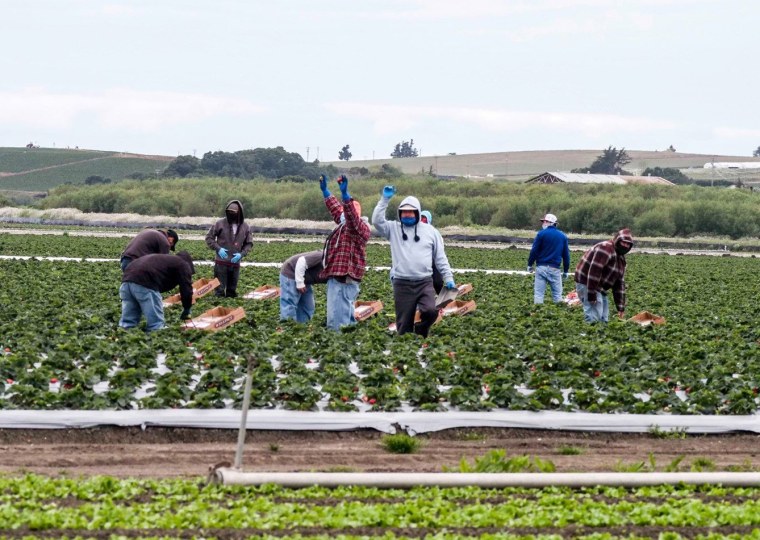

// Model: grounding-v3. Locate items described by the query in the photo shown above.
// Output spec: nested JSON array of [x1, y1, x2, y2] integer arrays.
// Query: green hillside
[[0, 147, 174, 191]]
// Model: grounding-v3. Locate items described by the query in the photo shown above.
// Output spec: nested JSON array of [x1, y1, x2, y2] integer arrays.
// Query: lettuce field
[[1, 232, 759, 416]]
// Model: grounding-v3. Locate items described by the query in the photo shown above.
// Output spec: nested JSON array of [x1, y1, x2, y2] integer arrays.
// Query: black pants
[[393, 277, 437, 337], [214, 263, 240, 298]]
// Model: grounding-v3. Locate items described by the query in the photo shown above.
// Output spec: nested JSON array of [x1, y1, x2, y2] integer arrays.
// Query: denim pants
[[575, 282, 609, 323], [326, 277, 360, 331], [534, 265, 563, 304], [119, 282, 165, 332], [279, 274, 315, 323]]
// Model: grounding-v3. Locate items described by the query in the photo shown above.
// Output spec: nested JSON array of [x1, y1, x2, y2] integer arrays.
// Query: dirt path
[[1, 427, 758, 478]]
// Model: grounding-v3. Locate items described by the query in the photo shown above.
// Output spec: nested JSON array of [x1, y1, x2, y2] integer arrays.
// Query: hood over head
[[225, 200, 245, 224], [397, 196, 421, 221], [613, 228, 634, 255], [420, 210, 433, 225], [165, 229, 179, 251]]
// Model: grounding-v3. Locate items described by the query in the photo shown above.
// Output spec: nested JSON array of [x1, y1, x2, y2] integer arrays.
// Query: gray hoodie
[[372, 195, 453, 282]]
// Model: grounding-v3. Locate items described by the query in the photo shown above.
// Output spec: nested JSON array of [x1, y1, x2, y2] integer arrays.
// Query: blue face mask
[[401, 217, 417, 227]]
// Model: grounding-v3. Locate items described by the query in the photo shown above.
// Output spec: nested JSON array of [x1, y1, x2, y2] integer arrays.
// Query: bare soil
[[1, 427, 759, 478]]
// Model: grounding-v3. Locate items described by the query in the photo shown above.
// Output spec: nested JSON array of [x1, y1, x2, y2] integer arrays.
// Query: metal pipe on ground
[[211, 470, 760, 488]]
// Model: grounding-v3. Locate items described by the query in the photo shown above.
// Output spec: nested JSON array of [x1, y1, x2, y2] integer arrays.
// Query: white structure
[[703, 162, 760, 169]]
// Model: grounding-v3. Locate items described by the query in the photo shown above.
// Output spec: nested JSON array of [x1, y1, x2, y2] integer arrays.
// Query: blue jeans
[[326, 278, 360, 331], [575, 282, 609, 323], [119, 282, 165, 332], [534, 265, 563, 304], [279, 274, 315, 323]]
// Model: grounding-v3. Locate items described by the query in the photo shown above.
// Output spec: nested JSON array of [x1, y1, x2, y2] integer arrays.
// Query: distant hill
[[0, 147, 173, 191], [326, 149, 760, 181]]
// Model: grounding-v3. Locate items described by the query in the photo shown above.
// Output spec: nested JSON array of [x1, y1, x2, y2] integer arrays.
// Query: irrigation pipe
[[210, 470, 760, 488], [233, 356, 255, 470]]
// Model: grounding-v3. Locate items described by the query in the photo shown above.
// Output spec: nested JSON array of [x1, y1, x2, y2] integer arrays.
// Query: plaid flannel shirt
[[574, 239, 628, 312], [319, 195, 370, 282]]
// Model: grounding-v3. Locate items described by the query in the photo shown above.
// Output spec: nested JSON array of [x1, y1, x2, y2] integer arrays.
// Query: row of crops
[[3, 474, 760, 538], [0, 232, 759, 414]]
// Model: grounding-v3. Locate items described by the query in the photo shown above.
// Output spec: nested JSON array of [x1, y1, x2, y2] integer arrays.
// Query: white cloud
[[714, 127, 760, 139], [325, 102, 675, 137], [0, 88, 265, 132]]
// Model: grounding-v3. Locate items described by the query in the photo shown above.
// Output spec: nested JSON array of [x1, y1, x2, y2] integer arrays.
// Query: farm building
[[526, 171, 674, 185]]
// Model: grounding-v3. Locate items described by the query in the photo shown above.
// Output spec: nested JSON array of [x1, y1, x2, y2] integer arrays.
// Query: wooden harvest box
[[181, 306, 246, 332], [456, 283, 473, 296], [628, 311, 666, 326], [387, 308, 443, 332], [243, 285, 280, 300], [354, 300, 383, 322], [163, 277, 221, 307], [563, 290, 582, 307]]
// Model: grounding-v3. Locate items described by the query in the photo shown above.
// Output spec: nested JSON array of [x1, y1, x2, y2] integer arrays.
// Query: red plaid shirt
[[574, 230, 632, 312], [319, 195, 371, 282]]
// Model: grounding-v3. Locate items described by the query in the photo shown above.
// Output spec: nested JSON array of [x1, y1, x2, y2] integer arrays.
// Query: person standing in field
[[119, 251, 195, 332], [120, 228, 178, 271], [574, 228, 634, 323], [527, 213, 571, 304], [419, 210, 445, 295], [279, 250, 327, 323], [205, 200, 253, 298], [372, 186, 456, 337], [318, 174, 371, 331]]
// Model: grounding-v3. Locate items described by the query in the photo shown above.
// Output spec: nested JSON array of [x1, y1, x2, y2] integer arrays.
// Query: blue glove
[[218, 247, 228, 260], [319, 174, 331, 198], [231, 253, 242, 264], [562, 272, 568, 280], [180, 308, 191, 320], [445, 281, 456, 290], [338, 175, 350, 200], [382, 185, 396, 199]]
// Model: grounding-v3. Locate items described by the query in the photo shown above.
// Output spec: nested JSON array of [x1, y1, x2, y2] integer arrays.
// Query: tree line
[[40, 176, 760, 239]]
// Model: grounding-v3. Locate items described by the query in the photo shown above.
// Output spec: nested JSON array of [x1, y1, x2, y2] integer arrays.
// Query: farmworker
[[420, 210, 444, 295], [205, 200, 253, 298], [527, 213, 571, 304], [120, 228, 178, 271], [119, 251, 195, 332], [574, 228, 634, 323], [372, 186, 456, 337], [318, 174, 371, 331], [279, 250, 327, 323]]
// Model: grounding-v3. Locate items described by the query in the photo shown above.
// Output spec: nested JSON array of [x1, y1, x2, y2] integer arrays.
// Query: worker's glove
[[230, 252, 242, 264], [180, 308, 191, 320], [338, 175, 350, 200], [217, 247, 228, 260], [562, 272, 568, 280], [382, 185, 396, 199], [319, 174, 331, 198], [527, 266, 533, 273], [445, 281, 457, 290]]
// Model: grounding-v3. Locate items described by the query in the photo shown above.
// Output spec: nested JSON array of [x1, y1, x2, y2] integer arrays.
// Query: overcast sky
[[1, 0, 758, 160]]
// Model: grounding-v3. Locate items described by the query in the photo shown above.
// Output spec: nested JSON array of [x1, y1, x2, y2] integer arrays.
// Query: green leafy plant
[[445, 449, 555, 473], [381, 434, 422, 454]]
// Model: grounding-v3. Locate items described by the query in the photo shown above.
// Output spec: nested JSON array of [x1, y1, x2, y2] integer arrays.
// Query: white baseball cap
[[541, 213, 558, 224]]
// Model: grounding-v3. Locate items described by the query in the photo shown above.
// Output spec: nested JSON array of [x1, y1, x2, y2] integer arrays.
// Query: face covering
[[615, 243, 632, 256], [226, 210, 238, 223], [542, 223, 549, 230], [401, 217, 417, 227]]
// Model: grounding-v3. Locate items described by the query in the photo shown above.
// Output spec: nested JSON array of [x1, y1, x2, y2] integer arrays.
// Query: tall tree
[[391, 139, 419, 158], [338, 144, 352, 161], [753, 146, 760, 157], [588, 146, 631, 174]]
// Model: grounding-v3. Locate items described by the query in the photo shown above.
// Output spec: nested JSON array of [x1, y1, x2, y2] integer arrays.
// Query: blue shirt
[[528, 226, 570, 272]]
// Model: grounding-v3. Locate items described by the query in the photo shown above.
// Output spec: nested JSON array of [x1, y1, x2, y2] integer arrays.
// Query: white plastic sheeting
[[2, 409, 760, 434]]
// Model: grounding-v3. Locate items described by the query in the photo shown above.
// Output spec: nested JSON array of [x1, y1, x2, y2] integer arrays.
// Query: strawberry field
[[1, 232, 759, 417]]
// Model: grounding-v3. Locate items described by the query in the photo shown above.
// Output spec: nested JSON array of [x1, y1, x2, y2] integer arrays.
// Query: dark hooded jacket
[[574, 228, 634, 312], [121, 229, 171, 260], [205, 199, 253, 267], [122, 252, 195, 310]]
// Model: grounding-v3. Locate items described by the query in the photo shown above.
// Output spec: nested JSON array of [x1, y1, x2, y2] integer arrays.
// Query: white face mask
[[542, 223, 549, 230]]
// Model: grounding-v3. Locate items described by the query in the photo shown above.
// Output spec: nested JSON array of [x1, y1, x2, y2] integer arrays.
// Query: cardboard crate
[[628, 311, 666, 326], [354, 300, 383, 322], [456, 283, 473, 296], [441, 300, 477, 317], [163, 277, 221, 307], [563, 290, 582, 307], [243, 285, 281, 300], [182, 306, 246, 332]]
